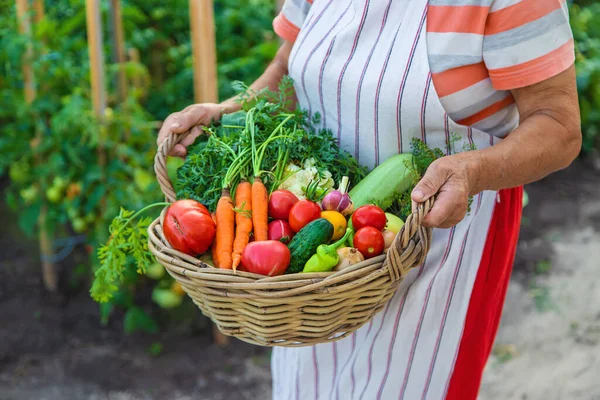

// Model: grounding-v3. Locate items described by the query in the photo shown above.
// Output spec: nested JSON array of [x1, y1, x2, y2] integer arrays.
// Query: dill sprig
[[91, 203, 169, 303]]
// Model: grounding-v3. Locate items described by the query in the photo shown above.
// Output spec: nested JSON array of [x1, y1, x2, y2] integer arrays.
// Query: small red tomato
[[352, 205, 387, 231], [163, 199, 216, 256], [268, 190, 299, 220], [241, 241, 291, 276], [353, 227, 385, 259], [289, 200, 322, 232], [268, 220, 294, 244]]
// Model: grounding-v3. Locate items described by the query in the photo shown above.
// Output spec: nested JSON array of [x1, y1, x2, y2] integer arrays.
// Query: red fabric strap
[[446, 186, 523, 399]]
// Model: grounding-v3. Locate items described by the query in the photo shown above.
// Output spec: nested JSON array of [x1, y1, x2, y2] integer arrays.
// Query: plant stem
[[109, 202, 170, 240]]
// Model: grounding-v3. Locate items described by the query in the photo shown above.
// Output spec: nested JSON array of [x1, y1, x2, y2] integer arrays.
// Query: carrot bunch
[[211, 108, 289, 270]]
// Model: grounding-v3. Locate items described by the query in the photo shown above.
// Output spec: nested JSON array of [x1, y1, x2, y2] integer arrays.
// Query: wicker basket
[[148, 132, 434, 347]]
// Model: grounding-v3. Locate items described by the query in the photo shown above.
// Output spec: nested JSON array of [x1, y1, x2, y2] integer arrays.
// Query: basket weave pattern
[[148, 132, 433, 347]]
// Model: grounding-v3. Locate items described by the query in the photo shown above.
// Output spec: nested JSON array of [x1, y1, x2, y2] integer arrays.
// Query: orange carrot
[[251, 177, 269, 241], [231, 181, 253, 271], [215, 189, 235, 269]]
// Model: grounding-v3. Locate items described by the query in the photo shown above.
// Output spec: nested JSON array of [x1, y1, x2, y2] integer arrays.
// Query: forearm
[[464, 66, 581, 195], [219, 41, 293, 114], [465, 113, 581, 195]]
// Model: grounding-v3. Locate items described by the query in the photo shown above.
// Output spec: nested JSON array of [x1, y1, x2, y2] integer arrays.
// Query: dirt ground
[[1, 159, 600, 400]]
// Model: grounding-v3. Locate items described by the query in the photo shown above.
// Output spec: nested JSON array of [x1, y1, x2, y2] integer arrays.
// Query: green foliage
[[121, 0, 278, 119], [176, 79, 368, 211], [389, 137, 476, 221], [124, 306, 159, 334], [571, 1, 600, 152], [1, 0, 278, 331]]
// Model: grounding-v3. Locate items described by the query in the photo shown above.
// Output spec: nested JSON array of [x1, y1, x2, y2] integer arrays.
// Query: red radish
[[268, 190, 299, 220], [268, 220, 294, 244]]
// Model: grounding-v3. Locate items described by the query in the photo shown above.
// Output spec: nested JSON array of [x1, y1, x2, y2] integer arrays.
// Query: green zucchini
[[349, 153, 414, 210], [286, 218, 334, 274]]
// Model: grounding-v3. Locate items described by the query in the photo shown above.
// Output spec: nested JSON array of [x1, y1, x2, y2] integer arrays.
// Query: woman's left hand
[[410, 153, 476, 229]]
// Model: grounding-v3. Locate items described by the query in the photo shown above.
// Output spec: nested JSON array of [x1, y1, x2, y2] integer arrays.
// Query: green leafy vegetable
[[175, 78, 368, 211], [91, 203, 169, 303], [389, 136, 476, 220]]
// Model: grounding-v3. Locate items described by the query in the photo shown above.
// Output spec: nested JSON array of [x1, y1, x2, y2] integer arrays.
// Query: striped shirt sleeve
[[273, 0, 312, 43], [483, 0, 575, 90]]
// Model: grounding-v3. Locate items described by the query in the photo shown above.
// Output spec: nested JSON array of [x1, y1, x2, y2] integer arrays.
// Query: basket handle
[[154, 131, 193, 203], [382, 197, 434, 283]]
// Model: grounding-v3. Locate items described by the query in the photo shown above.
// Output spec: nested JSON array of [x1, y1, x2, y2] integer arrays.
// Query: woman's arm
[[157, 41, 293, 157], [411, 65, 582, 228]]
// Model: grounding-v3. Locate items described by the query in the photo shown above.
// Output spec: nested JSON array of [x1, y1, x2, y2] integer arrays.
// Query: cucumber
[[349, 153, 414, 210], [287, 218, 334, 273]]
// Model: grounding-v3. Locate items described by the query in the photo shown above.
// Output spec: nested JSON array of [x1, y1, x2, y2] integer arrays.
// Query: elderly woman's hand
[[410, 153, 476, 229], [410, 65, 581, 229], [157, 103, 224, 158]]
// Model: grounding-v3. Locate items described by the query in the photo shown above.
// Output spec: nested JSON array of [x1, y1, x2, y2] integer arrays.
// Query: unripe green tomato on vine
[[9, 163, 30, 184], [20, 186, 38, 204], [72, 218, 87, 233]]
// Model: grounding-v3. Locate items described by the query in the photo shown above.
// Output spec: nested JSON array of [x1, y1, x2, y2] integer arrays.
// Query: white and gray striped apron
[[271, 0, 500, 399]]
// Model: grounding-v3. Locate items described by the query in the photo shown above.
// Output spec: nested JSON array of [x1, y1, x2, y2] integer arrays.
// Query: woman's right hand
[[157, 103, 224, 158]]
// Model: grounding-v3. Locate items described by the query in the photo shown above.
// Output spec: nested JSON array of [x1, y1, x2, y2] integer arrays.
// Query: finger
[[411, 162, 448, 203], [421, 191, 458, 228], [157, 114, 176, 146], [180, 125, 203, 147], [171, 143, 187, 158], [172, 105, 216, 133]]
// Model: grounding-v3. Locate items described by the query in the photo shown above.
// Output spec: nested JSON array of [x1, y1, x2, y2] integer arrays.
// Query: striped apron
[[271, 1, 521, 399]]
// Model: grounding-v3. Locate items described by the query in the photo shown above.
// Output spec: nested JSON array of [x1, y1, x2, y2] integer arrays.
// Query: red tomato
[[289, 200, 322, 232], [241, 241, 291, 276], [352, 205, 387, 231], [268, 220, 294, 244], [268, 190, 299, 220], [353, 227, 385, 259], [163, 199, 216, 256]]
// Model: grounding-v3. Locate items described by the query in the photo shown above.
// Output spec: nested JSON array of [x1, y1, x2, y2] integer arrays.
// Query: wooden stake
[[33, 0, 45, 23], [85, 0, 107, 187], [16, 0, 57, 292], [189, 0, 218, 104], [189, 0, 227, 346], [109, 0, 127, 102], [85, 0, 106, 118], [16, 0, 35, 103]]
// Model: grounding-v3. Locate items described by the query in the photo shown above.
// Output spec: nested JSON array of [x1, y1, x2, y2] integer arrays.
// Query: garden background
[[1, 1, 600, 399]]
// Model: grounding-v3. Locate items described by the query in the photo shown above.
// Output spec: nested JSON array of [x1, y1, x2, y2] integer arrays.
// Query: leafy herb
[[390, 136, 477, 220], [175, 78, 367, 211], [91, 203, 169, 303]]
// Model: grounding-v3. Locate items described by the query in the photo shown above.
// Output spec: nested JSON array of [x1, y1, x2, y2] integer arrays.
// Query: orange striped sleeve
[[457, 96, 515, 126], [428, 5, 489, 34], [488, 40, 575, 90], [486, 0, 565, 35], [273, 13, 301, 43], [432, 62, 489, 98]]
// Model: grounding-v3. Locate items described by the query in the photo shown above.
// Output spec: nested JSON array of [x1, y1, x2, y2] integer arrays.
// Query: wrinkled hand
[[411, 155, 476, 229], [157, 103, 224, 158]]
